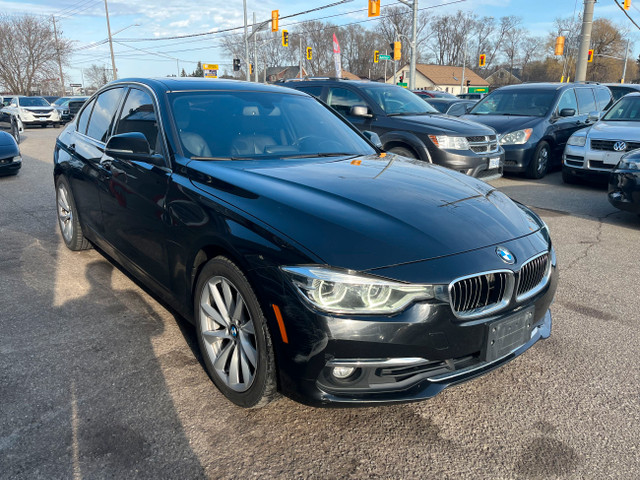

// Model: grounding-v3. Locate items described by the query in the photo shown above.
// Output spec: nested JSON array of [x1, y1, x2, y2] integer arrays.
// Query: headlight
[[282, 266, 447, 314], [13, 156, 22, 163], [618, 159, 640, 170], [567, 135, 586, 147], [428, 135, 470, 150], [500, 128, 533, 145]]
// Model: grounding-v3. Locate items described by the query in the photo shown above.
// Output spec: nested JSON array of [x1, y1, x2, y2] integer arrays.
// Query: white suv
[[3, 96, 61, 128], [563, 92, 640, 183]]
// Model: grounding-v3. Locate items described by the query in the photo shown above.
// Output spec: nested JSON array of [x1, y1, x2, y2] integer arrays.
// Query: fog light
[[332, 366, 356, 379]]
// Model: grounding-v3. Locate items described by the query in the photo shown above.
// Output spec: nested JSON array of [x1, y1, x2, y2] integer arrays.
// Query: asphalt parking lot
[[1, 127, 639, 480]]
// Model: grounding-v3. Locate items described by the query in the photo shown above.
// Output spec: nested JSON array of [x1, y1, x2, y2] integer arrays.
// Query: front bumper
[[608, 170, 640, 213], [501, 144, 536, 172], [563, 144, 623, 179], [431, 147, 505, 180], [20, 112, 61, 126], [268, 237, 557, 407], [0, 156, 22, 175]]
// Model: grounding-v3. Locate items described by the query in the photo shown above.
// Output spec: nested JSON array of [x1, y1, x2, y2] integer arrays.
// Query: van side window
[[557, 90, 578, 114], [595, 87, 612, 111], [575, 88, 597, 114]]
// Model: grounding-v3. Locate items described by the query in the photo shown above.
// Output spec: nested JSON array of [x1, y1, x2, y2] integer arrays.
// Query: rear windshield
[[424, 101, 449, 113], [469, 90, 556, 117], [603, 95, 640, 121], [608, 86, 636, 102]]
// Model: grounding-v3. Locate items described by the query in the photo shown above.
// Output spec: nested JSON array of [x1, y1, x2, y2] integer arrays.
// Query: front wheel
[[388, 146, 417, 159], [195, 257, 279, 408], [526, 141, 550, 179]]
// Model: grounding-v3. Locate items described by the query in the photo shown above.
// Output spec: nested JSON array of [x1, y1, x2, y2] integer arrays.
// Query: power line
[[613, 0, 640, 30]]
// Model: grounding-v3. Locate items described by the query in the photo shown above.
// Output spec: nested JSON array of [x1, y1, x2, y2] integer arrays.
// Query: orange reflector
[[272, 304, 289, 344], [379, 152, 386, 158], [350, 159, 361, 165]]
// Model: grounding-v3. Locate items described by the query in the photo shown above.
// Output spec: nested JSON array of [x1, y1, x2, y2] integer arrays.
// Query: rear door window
[[86, 87, 125, 143], [594, 87, 612, 110], [76, 98, 96, 135], [575, 88, 597, 114]]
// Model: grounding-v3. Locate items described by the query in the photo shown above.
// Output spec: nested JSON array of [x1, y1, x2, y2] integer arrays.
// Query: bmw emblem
[[496, 246, 515, 264], [613, 141, 627, 152], [230, 325, 238, 338]]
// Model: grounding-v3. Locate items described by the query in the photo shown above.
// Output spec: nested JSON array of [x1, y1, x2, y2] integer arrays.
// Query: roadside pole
[[51, 16, 65, 96], [575, 0, 595, 82], [253, 12, 258, 82], [243, 0, 250, 81]]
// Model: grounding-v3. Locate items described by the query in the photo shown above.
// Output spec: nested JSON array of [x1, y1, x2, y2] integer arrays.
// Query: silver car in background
[[562, 93, 640, 183]]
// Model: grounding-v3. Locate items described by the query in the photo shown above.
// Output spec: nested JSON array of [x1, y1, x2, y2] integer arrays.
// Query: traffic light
[[624, 0, 631, 10], [479, 54, 486, 67], [307, 47, 312, 60], [587, 49, 594, 63], [282, 30, 289, 47], [271, 10, 279, 32], [398, 74, 404, 83], [390, 41, 401, 61], [374, 50, 379, 63], [233, 58, 240, 71], [368, 0, 380, 17], [250, 63, 253, 74], [554, 36, 565, 56]]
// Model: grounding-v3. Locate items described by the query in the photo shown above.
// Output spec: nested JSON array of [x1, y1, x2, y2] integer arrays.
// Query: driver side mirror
[[559, 108, 576, 117], [362, 130, 382, 149], [350, 105, 372, 118], [105, 132, 165, 167], [587, 111, 602, 123]]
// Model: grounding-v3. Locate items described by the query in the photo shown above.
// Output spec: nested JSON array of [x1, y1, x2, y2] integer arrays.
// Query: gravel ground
[[1, 127, 638, 479]]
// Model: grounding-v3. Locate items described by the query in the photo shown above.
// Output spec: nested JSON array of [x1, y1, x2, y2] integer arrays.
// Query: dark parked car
[[422, 98, 477, 116], [604, 83, 640, 102], [457, 93, 486, 100], [413, 90, 457, 99], [608, 149, 640, 214], [286, 79, 504, 180], [54, 78, 556, 408], [463, 82, 613, 178], [52, 96, 89, 123], [0, 131, 21, 175]]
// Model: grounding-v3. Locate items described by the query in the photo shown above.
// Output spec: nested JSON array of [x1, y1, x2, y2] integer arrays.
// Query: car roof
[[424, 98, 464, 104], [109, 77, 309, 97], [496, 82, 603, 92]]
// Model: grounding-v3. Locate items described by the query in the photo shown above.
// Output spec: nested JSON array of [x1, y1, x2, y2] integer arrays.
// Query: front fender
[[380, 130, 433, 162]]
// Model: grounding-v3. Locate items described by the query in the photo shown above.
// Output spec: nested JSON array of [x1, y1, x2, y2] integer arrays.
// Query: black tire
[[526, 141, 550, 179], [10, 120, 20, 144], [194, 256, 279, 408], [53, 123, 60, 129], [562, 167, 580, 185], [55, 176, 91, 251], [388, 146, 417, 159]]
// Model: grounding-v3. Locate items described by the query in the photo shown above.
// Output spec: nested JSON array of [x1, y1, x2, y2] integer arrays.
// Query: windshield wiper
[[190, 156, 247, 161], [279, 153, 360, 159], [387, 112, 431, 116]]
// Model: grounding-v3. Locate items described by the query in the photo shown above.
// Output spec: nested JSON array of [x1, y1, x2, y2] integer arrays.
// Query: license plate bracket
[[484, 307, 534, 362]]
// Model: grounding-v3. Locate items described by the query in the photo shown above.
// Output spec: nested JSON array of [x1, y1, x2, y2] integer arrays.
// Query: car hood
[[0, 131, 19, 151], [461, 114, 541, 135], [392, 114, 497, 136], [587, 120, 640, 140], [187, 154, 540, 271]]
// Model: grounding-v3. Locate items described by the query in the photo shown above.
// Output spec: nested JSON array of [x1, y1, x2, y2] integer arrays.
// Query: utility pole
[[51, 16, 65, 96], [621, 38, 630, 83], [103, 0, 117, 80], [243, 0, 250, 81], [575, 0, 595, 82], [460, 39, 466, 94], [253, 12, 258, 82], [299, 38, 303, 78], [398, 0, 418, 90]]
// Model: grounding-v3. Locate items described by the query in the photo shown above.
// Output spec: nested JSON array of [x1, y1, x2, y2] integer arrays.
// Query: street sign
[[468, 87, 488, 93], [379, 54, 391, 60], [69, 83, 82, 87], [397, 82, 407, 88], [202, 63, 218, 79]]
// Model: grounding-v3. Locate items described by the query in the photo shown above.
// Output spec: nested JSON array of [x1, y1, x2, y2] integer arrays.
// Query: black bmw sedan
[[608, 149, 640, 214], [53, 78, 557, 408]]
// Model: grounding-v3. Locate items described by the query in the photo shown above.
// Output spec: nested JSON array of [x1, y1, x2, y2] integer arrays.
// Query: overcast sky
[[2, 0, 639, 84]]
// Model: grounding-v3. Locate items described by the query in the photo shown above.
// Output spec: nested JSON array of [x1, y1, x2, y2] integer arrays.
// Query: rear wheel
[[55, 176, 91, 251], [526, 141, 550, 179], [195, 256, 279, 408], [388, 146, 417, 159]]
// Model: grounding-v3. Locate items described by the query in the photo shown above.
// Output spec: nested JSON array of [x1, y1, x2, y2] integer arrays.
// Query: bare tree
[[84, 64, 110, 89], [501, 25, 525, 81], [429, 11, 477, 66], [377, 6, 431, 66], [0, 14, 71, 95]]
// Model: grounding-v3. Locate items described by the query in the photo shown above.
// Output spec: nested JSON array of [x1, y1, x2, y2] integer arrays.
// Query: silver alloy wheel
[[199, 276, 258, 392], [537, 146, 549, 174], [57, 184, 74, 243]]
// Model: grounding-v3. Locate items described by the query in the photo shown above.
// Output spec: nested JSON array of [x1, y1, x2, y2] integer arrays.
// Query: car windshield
[[20, 97, 50, 107], [608, 86, 636, 102], [469, 90, 556, 117], [53, 97, 71, 106], [2, 97, 14, 107], [602, 95, 640, 121], [169, 91, 376, 160], [361, 85, 439, 115]]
